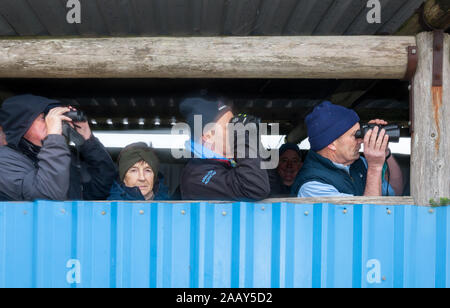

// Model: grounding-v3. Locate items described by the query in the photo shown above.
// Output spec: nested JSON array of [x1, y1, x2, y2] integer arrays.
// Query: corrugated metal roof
[[0, 201, 448, 288], [0, 0, 425, 37]]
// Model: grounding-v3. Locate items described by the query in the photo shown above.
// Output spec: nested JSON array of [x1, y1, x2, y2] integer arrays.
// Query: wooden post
[[0, 36, 414, 79], [411, 32, 450, 205]]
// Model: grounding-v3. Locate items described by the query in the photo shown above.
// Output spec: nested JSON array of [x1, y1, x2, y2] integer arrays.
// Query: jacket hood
[[0, 94, 60, 148]]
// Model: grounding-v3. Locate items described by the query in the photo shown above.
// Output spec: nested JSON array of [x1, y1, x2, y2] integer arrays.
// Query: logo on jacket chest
[[202, 170, 217, 185]]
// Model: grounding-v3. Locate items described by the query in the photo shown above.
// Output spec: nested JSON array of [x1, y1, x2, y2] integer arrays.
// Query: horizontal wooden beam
[[0, 36, 415, 79], [263, 196, 416, 205], [151, 196, 416, 205]]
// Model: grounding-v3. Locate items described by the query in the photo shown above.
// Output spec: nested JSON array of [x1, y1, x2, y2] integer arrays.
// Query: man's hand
[[364, 125, 389, 171], [46, 107, 72, 135], [68, 107, 92, 140], [73, 121, 92, 141], [368, 119, 391, 157]]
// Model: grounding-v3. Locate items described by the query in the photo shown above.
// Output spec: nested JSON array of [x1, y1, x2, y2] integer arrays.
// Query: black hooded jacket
[[0, 94, 117, 201]]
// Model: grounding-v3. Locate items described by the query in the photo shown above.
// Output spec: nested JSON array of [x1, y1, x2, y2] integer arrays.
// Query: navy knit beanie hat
[[306, 101, 360, 152], [179, 97, 231, 136]]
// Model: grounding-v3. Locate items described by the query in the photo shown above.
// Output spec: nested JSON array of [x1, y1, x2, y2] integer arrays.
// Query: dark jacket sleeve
[[78, 136, 118, 200], [0, 135, 71, 201], [181, 156, 270, 202], [181, 129, 271, 201]]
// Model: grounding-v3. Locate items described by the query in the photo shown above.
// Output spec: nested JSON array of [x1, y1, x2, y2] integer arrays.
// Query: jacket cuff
[[79, 135, 107, 154]]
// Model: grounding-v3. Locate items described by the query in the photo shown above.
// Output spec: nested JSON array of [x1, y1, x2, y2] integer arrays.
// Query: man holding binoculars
[[293, 101, 403, 198], [0, 94, 117, 201], [178, 97, 271, 201]]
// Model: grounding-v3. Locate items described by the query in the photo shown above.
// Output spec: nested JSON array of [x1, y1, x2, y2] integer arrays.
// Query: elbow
[[246, 181, 271, 201]]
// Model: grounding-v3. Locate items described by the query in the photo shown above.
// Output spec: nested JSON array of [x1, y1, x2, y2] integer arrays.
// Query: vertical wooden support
[[411, 32, 450, 205]]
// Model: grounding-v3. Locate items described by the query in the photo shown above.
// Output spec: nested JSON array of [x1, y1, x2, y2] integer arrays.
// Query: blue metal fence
[[0, 201, 448, 288]]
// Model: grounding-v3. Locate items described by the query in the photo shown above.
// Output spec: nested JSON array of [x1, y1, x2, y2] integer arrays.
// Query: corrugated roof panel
[[96, 0, 138, 35], [313, 0, 367, 35], [345, 0, 408, 35], [0, 0, 48, 35], [165, 0, 195, 35], [195, 0, 227, 35], [252, 0, 299, 35], [223, 0, 262, 35], [73, 0, 112, 36], [284, 0, 334, 35], [0, 14, 16, 36], [379, 0, 426, 34], [129, 0, 160, 35], [0, 201, 449, 288], [27, 0, 78, 36], [0, 0, 430, 37]]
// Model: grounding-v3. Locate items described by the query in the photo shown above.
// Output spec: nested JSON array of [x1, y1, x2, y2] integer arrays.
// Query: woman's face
[[277, 150, 302, 186], [123, 160, 155, 199]]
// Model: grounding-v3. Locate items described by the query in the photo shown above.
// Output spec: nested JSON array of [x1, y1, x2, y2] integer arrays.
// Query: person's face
[[202, 111, 234, 157], [123, 161, 155, 199], [24, 113, 48, 147], [0, 126, 6, 146], [332, 123, 364, 165], [277, 149, 302, 186]]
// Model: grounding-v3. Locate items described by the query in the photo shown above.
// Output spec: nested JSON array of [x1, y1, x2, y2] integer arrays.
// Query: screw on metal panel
[[181, 210, 186, 215], [343, 208, 348, 214], [261, 206, 265, 211], [101, 211, 106, 216], [428, 209, 434, 214], [61, 209, 66, 214], [382, 276, 386, 281], [387, 209, 392, 215], [139, 210, 144, 215], [222, 211, 227, 216], [304, 211, 309, 216]]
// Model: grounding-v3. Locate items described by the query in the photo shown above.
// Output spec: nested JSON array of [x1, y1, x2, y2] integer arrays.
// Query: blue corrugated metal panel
[[0, 201, 448, 288]]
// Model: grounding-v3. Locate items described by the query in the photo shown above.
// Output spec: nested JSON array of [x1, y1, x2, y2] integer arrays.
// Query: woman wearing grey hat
[[108, 142, 169, 201]]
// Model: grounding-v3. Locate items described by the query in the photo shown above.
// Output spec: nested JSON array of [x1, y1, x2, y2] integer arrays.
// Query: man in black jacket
[[178, 97, 270, 201], [0, 94, 117, 201]]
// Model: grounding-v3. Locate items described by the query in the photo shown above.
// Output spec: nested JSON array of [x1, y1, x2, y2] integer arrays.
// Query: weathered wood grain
[[114, 196, 416, 205], [411, 32, 450, 205], [0, 36, 415, 79]]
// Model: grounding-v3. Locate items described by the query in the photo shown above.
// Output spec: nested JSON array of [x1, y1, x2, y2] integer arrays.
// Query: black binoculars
[[230, 113, 261, 126], [355, 123, 401, 143], [64, 110, 88, 122]]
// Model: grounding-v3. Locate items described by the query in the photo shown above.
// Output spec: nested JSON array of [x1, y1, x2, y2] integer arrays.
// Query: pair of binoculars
[[355, 124, 401, 143], [64, 110, 87, 122]]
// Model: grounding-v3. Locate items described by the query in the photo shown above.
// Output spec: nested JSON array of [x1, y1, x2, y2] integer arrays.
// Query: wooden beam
[[411, 32, 450, 205], [151, 196, 415, 205], [396, 0, 450, 35], [423, 0, 450, 30], [0, 36, 414, 79]]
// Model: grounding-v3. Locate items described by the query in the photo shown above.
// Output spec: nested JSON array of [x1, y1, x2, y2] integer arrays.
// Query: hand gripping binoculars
[[355, 123, 401, 143]]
